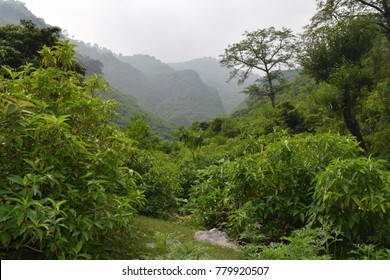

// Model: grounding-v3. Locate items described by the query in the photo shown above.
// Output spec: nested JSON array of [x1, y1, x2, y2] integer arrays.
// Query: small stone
[[194, 228, 239, 250], [146, 243, 157, 249]]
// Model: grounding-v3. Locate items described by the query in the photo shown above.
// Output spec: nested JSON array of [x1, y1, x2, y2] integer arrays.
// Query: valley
[[1, 0, 389, 261]]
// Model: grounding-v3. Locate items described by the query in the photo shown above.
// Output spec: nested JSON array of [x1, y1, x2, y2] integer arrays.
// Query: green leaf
[[32, 184, 40, 197], [36, 229, 44, 242], [7, 175, 24, 186], [284, 140, 291, 151], [0, 231, 11, 247], [7, 104, 18, 115], [0, 205, 10, 222], [94, 221, 103, 229], [74, 239, 84, 254], [351, 195, 363, 209]]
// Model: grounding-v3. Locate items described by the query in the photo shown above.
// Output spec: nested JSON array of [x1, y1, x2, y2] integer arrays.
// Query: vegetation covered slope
[[1, 0, 390, 261], [0, 1, 177, 139], [0, 0, 45, 27], [75, 44, 225, 126], [76, 52, 176, 139], [169, 57, 252, 113]]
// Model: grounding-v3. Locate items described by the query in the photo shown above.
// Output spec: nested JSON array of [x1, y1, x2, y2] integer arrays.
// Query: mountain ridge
[[0, 0, 245, 128], [75, 44, 225, 126], [169, 57, 260, 113]]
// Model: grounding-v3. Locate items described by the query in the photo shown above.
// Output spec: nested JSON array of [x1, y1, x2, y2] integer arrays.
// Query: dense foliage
[[0, 42, 144, 259], [1, 0, 390, 260], [0, 19, 61, 69]]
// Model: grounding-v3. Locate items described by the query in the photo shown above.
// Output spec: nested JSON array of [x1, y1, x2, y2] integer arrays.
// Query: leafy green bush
[[243, 226, 339, 260], [311, 157, 390, 245], [189, 161, 232, 228], [349, 244, 390, 260], [139, 154, 182, 219], [0, 41, 143, 259], [190, 132, 364, 242]]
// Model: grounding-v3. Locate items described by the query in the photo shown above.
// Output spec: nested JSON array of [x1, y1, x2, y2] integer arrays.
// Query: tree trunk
[[385, 14, 390, 61], [343, 108, 366, 151], [270, 93, 276, 108], [342, 90, 367, 151], [266, 71, 276, 108]]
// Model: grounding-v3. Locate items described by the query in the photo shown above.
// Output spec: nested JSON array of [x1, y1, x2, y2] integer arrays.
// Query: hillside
[[75, 44, 226, 126], [0, 0, 176, 138], [169, 57, 260, 113], [76, 51, 176, 138], [2, 0, 390, 263], [122, 55, 224, 126], [0, 0, 45, 27]]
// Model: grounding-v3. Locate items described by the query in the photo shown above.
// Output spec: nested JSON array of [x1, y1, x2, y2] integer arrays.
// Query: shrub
[[139, 155, 182, 219], [0, 42, 143, 259], [311, 157, 390, 245], [243, 226, 338, 260], [190, 132, 364, 242]]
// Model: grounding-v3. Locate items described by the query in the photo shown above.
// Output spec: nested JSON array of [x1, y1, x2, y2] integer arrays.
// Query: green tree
[[311, 157, 390, 245], [175, 126, 204, 161], [313, 0, 390, 59], [0, 20, 61, 68], [220, 27, 296, 107], [124, 114, 151, 147], [300, 16, 379, 150]]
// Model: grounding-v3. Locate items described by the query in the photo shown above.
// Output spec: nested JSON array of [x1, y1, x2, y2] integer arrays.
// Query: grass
[[129, 215, 243, 260]]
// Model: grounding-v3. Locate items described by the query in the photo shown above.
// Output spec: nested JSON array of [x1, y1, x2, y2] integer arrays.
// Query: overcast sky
[[21, 0, 317, 63]]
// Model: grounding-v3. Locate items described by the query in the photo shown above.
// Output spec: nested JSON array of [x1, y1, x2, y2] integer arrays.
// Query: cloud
[[21, 0, 317, 62]]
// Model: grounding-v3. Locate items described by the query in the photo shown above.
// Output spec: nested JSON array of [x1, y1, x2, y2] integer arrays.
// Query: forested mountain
[[120, 54, 225, 125], [1, 0, 390, 262], [0, 0, 45, 27], [77, 51, 177, 138], [76, 44, 225, 126], [1, 0, 225, 129], [0, 0, 177, 137], [170, 57, 255, 112]]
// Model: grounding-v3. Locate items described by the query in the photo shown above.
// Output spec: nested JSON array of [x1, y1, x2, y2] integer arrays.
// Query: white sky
[[20, 0, 317, 63]]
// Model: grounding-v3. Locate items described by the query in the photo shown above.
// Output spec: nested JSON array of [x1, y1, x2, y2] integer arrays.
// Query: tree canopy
[[313, 0, 390, 58], [0, 20, 61, 68], [220, 27, 296, 107]]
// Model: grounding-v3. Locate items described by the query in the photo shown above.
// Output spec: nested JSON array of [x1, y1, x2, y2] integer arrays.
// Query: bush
[[349, 244, 390, 260], [139, 155, 182, 219], [311, 157, 390, 245], [243, 226, 338, 260], [190, 132, 365, 242], [0, 42, 143, 259]]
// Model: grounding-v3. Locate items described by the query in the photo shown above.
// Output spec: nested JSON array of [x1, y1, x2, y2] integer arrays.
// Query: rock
[[194, 228, 239, 250], [146, 243, 157, 249]]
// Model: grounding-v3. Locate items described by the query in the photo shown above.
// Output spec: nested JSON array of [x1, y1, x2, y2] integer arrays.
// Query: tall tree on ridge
[[220, 27, 296, 108]]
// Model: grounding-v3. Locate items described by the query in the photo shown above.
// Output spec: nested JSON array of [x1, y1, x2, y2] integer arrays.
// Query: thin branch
[[356, 0, 385, 14]]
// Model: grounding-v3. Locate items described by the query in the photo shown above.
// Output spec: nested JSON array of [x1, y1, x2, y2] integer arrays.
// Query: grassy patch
[[130, 215, 242, 260]]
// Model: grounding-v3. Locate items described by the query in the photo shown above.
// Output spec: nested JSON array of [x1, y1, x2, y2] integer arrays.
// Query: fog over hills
[[170, 57, 260, 113], [0, 0, 261, 128], [75, 43, 225, 126], [0, 0, 45, 27]]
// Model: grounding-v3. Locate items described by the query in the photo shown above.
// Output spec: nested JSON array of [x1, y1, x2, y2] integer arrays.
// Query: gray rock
[[194, 228, 239, 250], [146, 243, 157, 249]]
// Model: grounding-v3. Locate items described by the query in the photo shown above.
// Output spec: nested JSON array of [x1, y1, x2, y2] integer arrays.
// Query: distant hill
[[120, 55, 225, 126], [0, 1, 176, 138], [1, 0, 233, 127], [0, 0, 45, 27], [169, 57, 260, 113], [75, 43, 225, 126], [77, 54, 177, 139]]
